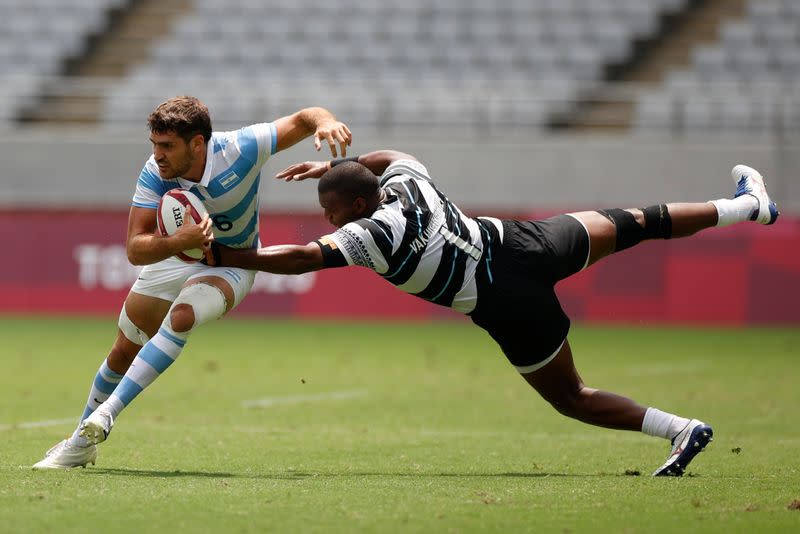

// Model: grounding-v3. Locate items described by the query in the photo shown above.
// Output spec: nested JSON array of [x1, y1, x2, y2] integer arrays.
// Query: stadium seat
[[0, 0, 119, 125], [96, 0, 677, 131], [634, 0, 800, 134]]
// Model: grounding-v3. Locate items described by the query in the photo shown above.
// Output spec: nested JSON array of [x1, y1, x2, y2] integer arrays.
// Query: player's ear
[[190, 133, 205, 152], [353, 197, 368, 215]]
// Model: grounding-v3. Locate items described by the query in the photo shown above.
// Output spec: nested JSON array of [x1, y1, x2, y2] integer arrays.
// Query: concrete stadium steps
[[20, 0, 192, 124], [567, 0, 749, 131]]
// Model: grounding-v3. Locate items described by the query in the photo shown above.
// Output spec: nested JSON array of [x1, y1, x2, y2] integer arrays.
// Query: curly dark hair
[[147, 96, 212, 143]]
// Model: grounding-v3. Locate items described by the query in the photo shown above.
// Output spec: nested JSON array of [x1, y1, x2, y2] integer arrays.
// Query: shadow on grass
[[84, 468, 640, 479]]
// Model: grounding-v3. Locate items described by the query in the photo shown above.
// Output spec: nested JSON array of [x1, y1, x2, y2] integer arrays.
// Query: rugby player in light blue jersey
[[33, 96, 352, 469]]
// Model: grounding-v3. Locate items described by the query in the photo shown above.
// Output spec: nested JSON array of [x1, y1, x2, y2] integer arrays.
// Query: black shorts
[[470, 215, 590, 372]]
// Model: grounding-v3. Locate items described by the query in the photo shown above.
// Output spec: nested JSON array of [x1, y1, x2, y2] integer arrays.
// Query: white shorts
[[131, 257, 255, 307]]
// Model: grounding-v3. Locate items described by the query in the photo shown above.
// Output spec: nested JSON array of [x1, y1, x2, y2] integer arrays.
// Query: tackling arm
[[211, 242, 325, 275], [275, 150, 419, 181], [355, 150, 418, 176]]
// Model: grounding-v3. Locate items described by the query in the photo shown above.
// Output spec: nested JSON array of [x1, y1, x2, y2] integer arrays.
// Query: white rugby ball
[[156, 189, 209, 262]]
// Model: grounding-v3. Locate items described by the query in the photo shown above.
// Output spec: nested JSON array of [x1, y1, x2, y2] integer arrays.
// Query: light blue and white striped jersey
[[131, 122, 277, 249]]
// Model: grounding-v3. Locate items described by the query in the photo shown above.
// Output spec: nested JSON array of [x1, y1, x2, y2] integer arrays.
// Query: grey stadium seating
[[100, 0, 686, 131], [634, 0, 800, 135], [0, 0, 123, 125], [7, 0, 796, 135]]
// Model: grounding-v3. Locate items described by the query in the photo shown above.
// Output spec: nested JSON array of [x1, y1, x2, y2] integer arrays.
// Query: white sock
[[641, 407, 690, 441], [709, 197, 757, 227]]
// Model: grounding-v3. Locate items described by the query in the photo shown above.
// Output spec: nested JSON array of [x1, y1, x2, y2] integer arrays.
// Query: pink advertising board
[[2, 209, 798, 325]]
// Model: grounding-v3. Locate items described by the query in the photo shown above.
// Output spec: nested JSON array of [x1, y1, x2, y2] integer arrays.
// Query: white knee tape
[[171, 282, 227, 329], [118, 304, 150, 346]]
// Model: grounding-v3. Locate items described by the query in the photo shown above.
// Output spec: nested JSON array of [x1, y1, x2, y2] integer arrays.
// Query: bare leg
[[521, 340, 646, 431], [570, 202, 719, 267], [107, 292, 173, 374]]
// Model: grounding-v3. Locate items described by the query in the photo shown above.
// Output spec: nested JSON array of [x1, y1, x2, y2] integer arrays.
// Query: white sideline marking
[[242, 390, 368, 409], [0, 417, 75, 432]]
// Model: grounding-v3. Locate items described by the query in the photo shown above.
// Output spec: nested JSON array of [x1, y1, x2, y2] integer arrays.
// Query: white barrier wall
[[1, 128, 797, 213]]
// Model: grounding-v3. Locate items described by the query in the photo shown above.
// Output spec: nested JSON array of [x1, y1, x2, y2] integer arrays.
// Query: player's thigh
[[567, 211, 616, 266], [121, 257, 201, 339], [505, 216, 590, 282]]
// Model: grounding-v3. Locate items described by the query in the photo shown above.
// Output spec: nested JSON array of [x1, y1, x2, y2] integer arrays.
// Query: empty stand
[[100, 0, 683, 131], [634, 0, 800, 134], [0, 0, 122, 125], [3, 0, 795, 135]]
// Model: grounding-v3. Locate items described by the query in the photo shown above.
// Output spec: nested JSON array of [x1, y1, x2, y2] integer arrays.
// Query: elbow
[[126, 246, 146, 266], [127, 254, 145, 266]]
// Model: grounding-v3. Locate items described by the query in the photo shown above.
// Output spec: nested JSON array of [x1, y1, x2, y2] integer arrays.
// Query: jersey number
[[439, 227, 482, 261], [212, 214, 233, 231]]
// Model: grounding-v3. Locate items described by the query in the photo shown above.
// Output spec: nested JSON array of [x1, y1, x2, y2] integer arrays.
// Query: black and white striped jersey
[[322, 159, 503, 314]]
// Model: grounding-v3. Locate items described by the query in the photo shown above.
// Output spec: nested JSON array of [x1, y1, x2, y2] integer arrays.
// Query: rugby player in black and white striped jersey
[[207, 149, 778, 477]]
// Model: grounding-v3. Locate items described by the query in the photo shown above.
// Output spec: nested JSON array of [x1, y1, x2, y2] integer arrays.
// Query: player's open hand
[[275, 161, 329, 182], [313, 120, 352, 157]]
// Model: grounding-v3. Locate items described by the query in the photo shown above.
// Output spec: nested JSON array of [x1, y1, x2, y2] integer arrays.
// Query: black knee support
[[598, 204, 672, 252], [598, 208, 643, 251], [641, 204, 672, 240]]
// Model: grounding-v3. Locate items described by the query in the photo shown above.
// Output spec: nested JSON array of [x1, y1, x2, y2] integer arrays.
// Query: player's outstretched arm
[[126, 206, 213, 266], [275, 150, 418, 181], [207, 242, 324, 275], [272, 107, 352, 157]]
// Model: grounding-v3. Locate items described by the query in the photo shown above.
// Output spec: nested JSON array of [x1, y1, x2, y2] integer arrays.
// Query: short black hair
[[147, 95, 212, 143], [318, 162, 379, 201]]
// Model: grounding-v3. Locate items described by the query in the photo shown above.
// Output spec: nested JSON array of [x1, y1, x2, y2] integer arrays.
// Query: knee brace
[[118, 304, 150, 345], [597, 208, 643, 252], [168, 282, 227, 333], [597, 204, 672, 252], [640, 204, 672, 241]]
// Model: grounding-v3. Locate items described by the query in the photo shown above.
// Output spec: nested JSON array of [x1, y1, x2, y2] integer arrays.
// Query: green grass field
[[1, 316, 798, 533]]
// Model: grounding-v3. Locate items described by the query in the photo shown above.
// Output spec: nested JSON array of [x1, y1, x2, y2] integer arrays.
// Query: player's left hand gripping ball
[[157, 189, 211, 262]]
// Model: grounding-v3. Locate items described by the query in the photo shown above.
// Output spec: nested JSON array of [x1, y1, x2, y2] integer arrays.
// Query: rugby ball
[[156, 189, 209, 262]]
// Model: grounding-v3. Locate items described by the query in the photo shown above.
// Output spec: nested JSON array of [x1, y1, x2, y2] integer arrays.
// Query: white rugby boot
[[32, 439, 97, 469], [79, 408, 114, 445], [652, 419, 713, 477], [732, 164, 779, 225]]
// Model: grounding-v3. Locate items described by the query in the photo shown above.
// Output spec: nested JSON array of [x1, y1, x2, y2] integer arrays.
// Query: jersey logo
[[217, 170, 240, 190]]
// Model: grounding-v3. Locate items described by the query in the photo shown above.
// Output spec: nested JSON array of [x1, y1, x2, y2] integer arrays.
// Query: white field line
[[1, 391, 368, 430], [0, 417, 75, 432], [242, 389, 368, 409]]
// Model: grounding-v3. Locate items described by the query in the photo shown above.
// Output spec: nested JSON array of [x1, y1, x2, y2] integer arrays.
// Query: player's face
[[150, 131, 194, 179], [318, 191, 364, 228]]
